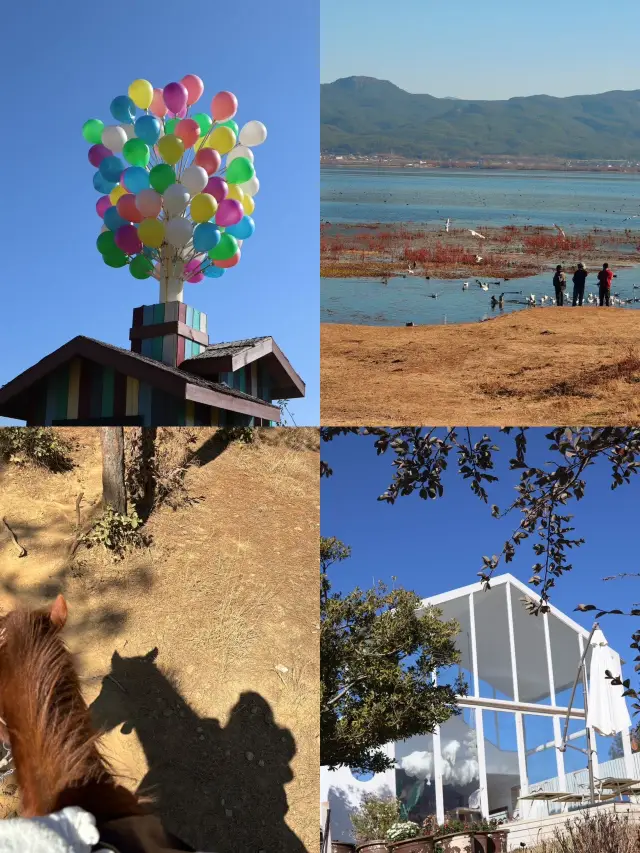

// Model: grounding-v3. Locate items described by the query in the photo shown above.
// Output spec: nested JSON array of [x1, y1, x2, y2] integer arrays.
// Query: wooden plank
[[164, 302, 179, 323], [200, 312, 207, 334], [151, 337, 163, 362], [113, 371, 127, 419], [138, 381, 152, 425], [142, 305, 155, 326], [238, 366, 246, 394], [131, 338, 142, 354], [44, 375, 56, 426], [176, 335, 185, 365], [210, 407, 219, 426], [185, 400, 195, 426], [153, 303, 165, 324], [141, 338, 153, 358], [251, 361, 258, 398], [162, 334, 176, 366], [192, 309, 200, 333], [178, 303, 187, 324], [184, 339, 193, 360], [50, 365, 70, 423], [132, 306, 144, 327], [66, 358, 81, 421], [89, 362, 103, 419], [101, 367, 115, 418], [194, 402, 210, 426], [185, 305, 194, 328], [125, 376, 139, 417]]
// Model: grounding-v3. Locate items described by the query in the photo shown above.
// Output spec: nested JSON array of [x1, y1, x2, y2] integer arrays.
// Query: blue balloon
[[93, 170, 116, 194], [104, 206, 128, 232], [110, 95, 135, 124], [122, 166, 150, 194], [135, 115, 161, 145], [193, 223, 221, 253], [204, 265, 225, 279], [99, 155, 124, 184], [225, 215, 255, 240]]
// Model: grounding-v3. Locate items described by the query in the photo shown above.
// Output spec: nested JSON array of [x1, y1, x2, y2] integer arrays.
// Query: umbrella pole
[[582, 654, 596, 805]]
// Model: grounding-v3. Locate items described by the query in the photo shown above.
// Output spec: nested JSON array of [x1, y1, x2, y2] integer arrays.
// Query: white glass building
[[321, 573, 638, 843]]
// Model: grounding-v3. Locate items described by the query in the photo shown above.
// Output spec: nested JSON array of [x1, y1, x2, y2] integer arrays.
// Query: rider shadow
[[89, 647, 307, 853]]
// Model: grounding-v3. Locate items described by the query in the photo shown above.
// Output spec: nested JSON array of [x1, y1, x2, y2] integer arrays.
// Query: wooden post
[[100, 427, 126, 514]]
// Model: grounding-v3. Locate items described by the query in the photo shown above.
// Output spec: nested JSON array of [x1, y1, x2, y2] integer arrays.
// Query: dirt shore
[[321, 309, 640, 425]]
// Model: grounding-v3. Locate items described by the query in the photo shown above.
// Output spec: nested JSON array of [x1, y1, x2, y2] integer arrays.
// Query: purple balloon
[[115, 224, 142, 256], [215, 199, 244, 227], [88, 144, 112, 167], [96, 195, 111, 218], [163, 82, 188, 115], [205, 177, 228, 203]]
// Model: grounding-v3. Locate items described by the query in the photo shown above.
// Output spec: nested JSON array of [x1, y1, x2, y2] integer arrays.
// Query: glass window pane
[[396, 734, 436, 824], [475, 587, 514, 701], [548, 612, 584, 709], [510, 587, 551, 705], [522, 714, 561, 817], [482, 709, 520, 820], [440, 711, 481, 819], [436, 595, 473, 696]]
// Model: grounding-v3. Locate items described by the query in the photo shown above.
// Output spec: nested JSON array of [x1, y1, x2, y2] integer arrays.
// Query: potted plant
[[352, 792, 401, 853], [483, 819, 508, 853], [333, 844, 357, 853], [387, 820, 435, 852], [434, 817, 490, 853]]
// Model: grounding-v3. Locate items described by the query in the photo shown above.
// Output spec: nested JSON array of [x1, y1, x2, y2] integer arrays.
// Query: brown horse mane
[[0, 597, 143, 820]]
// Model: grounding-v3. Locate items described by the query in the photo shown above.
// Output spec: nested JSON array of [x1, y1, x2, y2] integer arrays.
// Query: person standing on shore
[[597, 263, 613, 306], [572, 263, 588, 306], [553, 265, 566, 306]]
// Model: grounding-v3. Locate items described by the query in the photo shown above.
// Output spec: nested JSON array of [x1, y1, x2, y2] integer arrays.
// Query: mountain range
[[321, 77, 640, 160]]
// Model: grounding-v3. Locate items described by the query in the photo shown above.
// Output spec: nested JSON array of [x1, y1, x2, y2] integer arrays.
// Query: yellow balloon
[[190, 193, 218, 223], [138, 217, 165, 248], [193, 136, 205, 152], [157, 133, 184, 165], [205, 126, 236, 155], [227, 184, 245, 203], [128, 78, 153, 110], [109, 184, 128, 205], [242, 194, 255, 215]]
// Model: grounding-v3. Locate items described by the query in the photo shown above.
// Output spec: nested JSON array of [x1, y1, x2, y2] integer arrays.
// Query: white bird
[[527, 294, 536, 305], [445, 218, 451, 233], [405, 267, 416, 275], [553, 223, 566, 239], [469, 230, 486, 239], [462, 281, 469, 290], [478, 282, 489, 291], [475, 255, 483, 263]]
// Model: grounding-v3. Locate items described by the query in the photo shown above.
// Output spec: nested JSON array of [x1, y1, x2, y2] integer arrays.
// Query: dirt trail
[[321, 308, 640, 425], [0, 428, 319, 852]]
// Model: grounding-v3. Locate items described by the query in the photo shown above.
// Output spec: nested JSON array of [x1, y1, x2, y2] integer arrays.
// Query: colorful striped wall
[[131, 302, 209, 368], [219, 361, 271, 402]]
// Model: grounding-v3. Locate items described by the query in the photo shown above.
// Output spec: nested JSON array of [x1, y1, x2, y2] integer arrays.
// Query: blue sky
[[1, 0, 318, 426], [321, 0, 640, 99]]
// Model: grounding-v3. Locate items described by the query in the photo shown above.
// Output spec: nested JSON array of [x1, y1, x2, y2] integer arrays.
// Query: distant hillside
[[321, 76, 640, 160]]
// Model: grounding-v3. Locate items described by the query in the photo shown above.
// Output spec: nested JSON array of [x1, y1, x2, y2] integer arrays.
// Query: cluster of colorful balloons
[[84, 75, 266, 285]]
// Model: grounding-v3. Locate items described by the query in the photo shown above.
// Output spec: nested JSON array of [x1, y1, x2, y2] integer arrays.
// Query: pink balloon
[[150, 88, 167, 118], [211, 90, 238, 122], [184, 256, 205, 283], [89, 144, 112, 167], [215, 199, 243, 227], [187, 271, 205, 283], [167, 107, 187, 119], [96, 195, 111, 218], [181, 74, 204, 106], [164, 82, 188, 115], [115, 224, 142, 255], [195, 148, 221, 175], [204, 176, 228, 203]]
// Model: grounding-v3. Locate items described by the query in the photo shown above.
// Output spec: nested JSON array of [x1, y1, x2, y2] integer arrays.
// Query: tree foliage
[[321, 536, 464, 772]]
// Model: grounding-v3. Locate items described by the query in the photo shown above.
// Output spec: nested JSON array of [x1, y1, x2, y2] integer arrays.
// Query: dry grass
[[529, 811, 640, 853], [321, 308, 640, 425], [0, 427, 319, 852]]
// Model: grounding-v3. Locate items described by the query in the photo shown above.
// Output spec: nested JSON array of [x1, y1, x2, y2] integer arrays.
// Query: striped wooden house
[[0, 301, 305, 426]]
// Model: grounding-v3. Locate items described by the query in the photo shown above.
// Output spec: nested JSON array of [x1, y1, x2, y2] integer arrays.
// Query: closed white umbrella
[[587, 628, 632, 736]]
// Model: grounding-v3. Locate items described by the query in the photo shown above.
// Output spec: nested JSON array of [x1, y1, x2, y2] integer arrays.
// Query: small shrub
[[386, 820, 422, 842], [351, 793, 401, 843], [216, 426, 256, 444], [81, 506, 149, 560], [0, 428, 73, 472]]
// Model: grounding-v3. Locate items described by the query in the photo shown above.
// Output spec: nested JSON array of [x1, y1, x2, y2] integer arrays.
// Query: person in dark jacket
[[597, 263, 613, 306], [553, 265, 566, 306], [572, 263, 588, 306]]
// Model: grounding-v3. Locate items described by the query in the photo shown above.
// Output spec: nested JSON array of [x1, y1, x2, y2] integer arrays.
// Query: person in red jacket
[[597, 263, 613, 306]]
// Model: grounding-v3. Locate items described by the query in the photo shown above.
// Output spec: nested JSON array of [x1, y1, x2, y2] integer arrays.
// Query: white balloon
[[163, 183, 190, 216], [136, 188, 162, 217], [121, 124, 136, 140], [226, 145, 254, 165], [239, 175, 260, 197], [239, 120, 267, 147], [181, 165, 208, 196], [102, 125, 127, 153], [165, 217, 193, 248]]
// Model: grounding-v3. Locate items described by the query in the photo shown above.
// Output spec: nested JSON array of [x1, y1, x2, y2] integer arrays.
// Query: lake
[[322, 265, 640, 326], [321, 167, 640, 231]]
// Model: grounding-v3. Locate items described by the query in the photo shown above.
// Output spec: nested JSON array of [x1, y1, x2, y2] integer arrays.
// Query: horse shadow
[[89, 647, 307, 853]]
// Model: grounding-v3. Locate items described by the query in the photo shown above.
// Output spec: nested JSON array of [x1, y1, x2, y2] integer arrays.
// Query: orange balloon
[[195, 148, 221, 175], [181, 74, 204, 106], [214, 251, 241, 269], [175, 118, 200, 148], [211, 90, 238, 122], [116, 193, 144, 224], [150, 88, 167, 118]]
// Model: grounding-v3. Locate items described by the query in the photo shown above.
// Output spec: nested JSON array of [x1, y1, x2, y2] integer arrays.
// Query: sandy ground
[[321, 308, 640, 425], [0, 428, 319, 852]]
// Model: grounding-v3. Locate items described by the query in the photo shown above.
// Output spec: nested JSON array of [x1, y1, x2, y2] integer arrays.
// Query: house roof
[[0, 336, 280, 423], [182, 336, 306, 399]]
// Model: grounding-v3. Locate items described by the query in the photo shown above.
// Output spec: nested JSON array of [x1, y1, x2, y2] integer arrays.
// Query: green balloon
[[103, 248, 128, 268], [83, 118, 104, 144], [209, 233, 238, 261], [96, 231, 116, 255], [149, 163, 176, 193], [129, 254, 154, 280], [123, 138, 150, 167], [219, 119, 239, 136], [226, 157, 255, 185], [165, 117, 178, 135], [194, 113, 212, 135]]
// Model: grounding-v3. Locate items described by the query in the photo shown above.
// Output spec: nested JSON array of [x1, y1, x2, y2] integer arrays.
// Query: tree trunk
[[100, 427, 126, 514]]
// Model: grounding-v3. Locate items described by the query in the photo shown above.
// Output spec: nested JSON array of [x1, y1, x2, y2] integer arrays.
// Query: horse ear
[[49, 594, 68, 629]]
